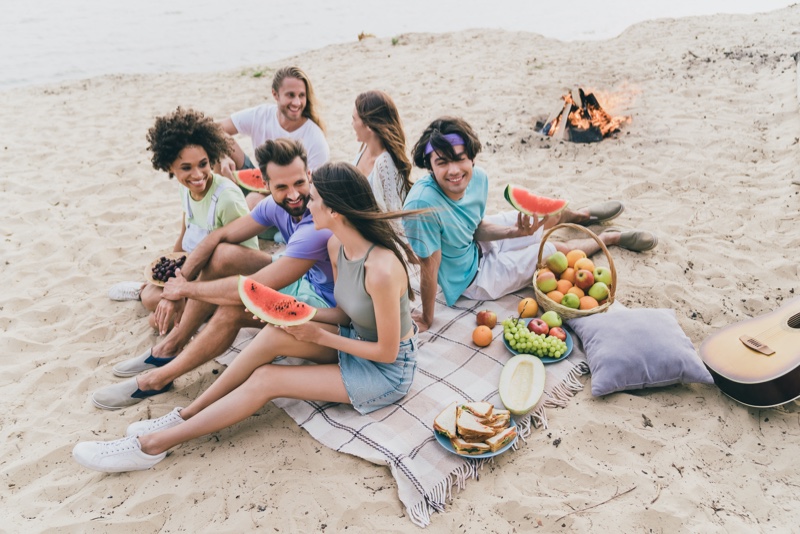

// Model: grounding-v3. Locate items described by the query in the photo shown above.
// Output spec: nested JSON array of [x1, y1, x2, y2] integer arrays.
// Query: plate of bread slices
[[433, 401, 518, 458]]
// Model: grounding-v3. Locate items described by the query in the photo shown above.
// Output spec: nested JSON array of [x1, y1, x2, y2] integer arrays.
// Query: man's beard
[[279, 195, 308, 217]]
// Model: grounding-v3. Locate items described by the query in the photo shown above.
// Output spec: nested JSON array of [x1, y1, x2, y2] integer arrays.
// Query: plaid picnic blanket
[[217, 290, 588, 527]]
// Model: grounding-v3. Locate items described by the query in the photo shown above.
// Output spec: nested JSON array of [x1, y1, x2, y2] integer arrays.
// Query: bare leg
[[140, 284, 163, 312], [552, 231, 621, 256], [180, 321, 339, 418], [139, 364, 349, 455]]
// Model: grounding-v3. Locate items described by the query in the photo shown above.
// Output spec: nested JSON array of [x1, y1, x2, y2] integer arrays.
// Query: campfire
[[536, 87, 631, 143]]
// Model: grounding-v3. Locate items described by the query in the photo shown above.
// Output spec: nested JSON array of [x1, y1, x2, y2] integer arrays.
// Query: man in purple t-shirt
[[92, 139, 335, 410]]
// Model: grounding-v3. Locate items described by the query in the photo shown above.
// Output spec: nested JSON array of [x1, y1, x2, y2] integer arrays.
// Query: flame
[[542, 86, 637, 141]]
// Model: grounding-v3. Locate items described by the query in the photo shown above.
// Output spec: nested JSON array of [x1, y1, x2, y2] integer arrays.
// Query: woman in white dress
[[351, 90, 413, 214]]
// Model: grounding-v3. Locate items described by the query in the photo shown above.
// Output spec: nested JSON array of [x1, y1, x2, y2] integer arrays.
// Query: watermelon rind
[[237, 275, 316, 326], [235, 169, 269, 193], [504, 184, 568, 217]]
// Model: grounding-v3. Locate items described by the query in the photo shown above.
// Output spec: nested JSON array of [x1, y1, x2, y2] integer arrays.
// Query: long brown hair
[[272, 66, 325, 133], [312, 162, 422, 300], [355, 90, 413, 199]]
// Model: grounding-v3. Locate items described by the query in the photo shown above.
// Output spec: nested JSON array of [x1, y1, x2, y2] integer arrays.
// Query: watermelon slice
[[504, 184, 568, 217], [238, 276, 316, 326], [234, 168, 268, 193]]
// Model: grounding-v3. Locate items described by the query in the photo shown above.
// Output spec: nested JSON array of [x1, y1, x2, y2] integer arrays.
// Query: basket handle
[[535, 223, 617, 302]]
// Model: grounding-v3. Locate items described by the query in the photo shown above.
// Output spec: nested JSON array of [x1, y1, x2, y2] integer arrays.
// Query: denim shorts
[[338, 324, 418, 415]]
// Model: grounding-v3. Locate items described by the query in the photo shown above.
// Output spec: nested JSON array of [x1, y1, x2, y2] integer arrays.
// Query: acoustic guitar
[[699, 297, 800, 408]]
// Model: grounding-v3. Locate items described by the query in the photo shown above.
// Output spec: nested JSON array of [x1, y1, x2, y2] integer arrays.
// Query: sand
[[2, 6, 800, 532]]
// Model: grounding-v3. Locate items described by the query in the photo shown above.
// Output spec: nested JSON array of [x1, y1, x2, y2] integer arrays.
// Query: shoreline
[[2, 6, 800, 531]]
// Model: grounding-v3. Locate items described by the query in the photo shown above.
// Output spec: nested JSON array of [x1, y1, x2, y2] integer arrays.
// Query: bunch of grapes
[[151, 255, 186, 283], [501, 318, 568, 359]]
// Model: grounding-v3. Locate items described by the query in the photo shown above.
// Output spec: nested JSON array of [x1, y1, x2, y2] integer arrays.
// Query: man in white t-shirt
[[218, 66, 330, 208]]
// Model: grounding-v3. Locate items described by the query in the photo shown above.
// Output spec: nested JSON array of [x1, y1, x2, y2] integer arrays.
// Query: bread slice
[[485, 413, 511, 430], [433, 402, 458, 439], [451, 437, 491, 455], [456, 409, 495, 440], [461, 401, 494, 419], [486, 425, 518, 452]]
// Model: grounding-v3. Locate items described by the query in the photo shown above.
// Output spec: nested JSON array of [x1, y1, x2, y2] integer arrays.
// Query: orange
[[546, 290, 565, 303], [517, 298, 539, 318], [573, 258, 595, 273], [567, 286, 585, 298], [579, 296, 599, 310], [556, 279, 573, 294], [566, 250, 587, 268], [560, 267, 576, 284], [472, 325, 493, 347]]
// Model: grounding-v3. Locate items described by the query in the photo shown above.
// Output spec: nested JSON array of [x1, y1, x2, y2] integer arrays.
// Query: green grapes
[[502, 318, 568, 359]]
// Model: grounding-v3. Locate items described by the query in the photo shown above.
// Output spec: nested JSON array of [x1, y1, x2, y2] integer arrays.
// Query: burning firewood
[[537, 88, 631, 143]]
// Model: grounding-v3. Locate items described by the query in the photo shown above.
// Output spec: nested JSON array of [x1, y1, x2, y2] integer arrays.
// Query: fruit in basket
[[504, 184, 569, 217], [527, 318, 549, 335], [476, 310, 497, 328], [573, 258, 595, 273], [517, 298, 538, 318], [545, 251, 568, 275], [548, 327, 567, 341], [593, 266, 613, 286], [560, 267, 576, 284], [499, 354, 546, 415], [588, 282, 610, 301], [566, 249, 587, 268], [561, 293, 580, 309], [579, 296, 599, 310], [541, 311, 562, 328], [556, 279, 573, 294], [472, 325, 493, 347], [535, 271, 558, 293], [546, 290, 564, 304], [574, 269, 594, 290], [567, 286, 585, 298], [238, 276, 317, 326]]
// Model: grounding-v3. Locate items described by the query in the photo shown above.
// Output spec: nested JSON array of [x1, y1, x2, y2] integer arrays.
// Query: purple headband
[[424, 133, 466, 156]]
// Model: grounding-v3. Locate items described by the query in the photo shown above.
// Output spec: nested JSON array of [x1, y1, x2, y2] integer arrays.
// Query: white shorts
[[461, 211, 556, 302]]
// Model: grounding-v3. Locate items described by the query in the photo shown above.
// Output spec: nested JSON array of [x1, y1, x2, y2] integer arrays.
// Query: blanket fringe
[[407, 462, 478, 527]]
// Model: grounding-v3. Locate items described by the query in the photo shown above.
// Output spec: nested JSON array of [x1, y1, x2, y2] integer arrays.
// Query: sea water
[[0, 0, 792, 90]]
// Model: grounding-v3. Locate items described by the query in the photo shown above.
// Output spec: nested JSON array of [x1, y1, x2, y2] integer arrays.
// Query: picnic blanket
[[217, 289, 588, 527]]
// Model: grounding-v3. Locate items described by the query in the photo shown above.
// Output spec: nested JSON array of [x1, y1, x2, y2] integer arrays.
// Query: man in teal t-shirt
[[403, 117, 656, 332]]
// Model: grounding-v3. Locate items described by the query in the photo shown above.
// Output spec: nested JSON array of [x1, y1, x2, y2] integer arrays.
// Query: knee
[[140, 285, 161, 311], [211, 304, 250, 328]]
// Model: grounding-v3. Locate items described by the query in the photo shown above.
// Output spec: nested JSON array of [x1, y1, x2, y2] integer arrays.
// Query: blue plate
[[434, 418, 518, 459], [502, 318, 573, 364]]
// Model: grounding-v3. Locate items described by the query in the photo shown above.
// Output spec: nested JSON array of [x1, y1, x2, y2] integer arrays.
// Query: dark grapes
[[151, 255, 186, 283]]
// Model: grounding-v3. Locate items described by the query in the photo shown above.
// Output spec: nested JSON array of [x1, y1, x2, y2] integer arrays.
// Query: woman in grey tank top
[[73, 162, 429, 473]]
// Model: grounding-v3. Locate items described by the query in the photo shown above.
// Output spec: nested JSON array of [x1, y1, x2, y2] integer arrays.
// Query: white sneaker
[[127, 407, 185, 437], [72, 435, 166, 472], [108, 281, 144, 301]]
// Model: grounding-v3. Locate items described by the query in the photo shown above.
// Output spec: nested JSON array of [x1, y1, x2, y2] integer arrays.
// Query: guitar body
[[699, 297, 800, 408]]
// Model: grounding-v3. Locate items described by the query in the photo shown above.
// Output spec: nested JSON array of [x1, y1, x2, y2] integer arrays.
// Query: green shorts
[[278, 276, 330, 309]]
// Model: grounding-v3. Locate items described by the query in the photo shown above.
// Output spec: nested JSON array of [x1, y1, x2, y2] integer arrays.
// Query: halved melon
[[504, 184, 568, 217], [498, 354, 546, 415], [237, 275, 316, 326], [235, 168, 268, 193]]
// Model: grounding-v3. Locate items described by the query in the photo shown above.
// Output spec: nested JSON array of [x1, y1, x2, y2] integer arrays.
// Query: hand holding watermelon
[[510, 211, 544, 238], [278, 321, 323, 344]]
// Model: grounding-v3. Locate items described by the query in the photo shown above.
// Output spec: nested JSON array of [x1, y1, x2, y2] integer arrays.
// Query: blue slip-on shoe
[[113, 348, 174, 378], [91, 377, 173, 410]]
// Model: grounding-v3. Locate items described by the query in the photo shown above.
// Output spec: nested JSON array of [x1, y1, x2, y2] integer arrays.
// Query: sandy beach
[[2, 5, 800, 532]]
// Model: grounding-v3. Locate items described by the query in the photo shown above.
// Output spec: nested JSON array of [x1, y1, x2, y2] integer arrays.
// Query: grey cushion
[[568, 308, 713, 396]]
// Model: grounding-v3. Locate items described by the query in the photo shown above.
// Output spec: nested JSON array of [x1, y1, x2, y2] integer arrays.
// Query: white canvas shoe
[[72, 435, 166, 472], [108, 281, 144, 301], [126, 407, 185, 437]]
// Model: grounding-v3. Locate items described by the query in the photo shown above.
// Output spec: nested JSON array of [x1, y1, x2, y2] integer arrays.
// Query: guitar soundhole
[[789, 313, 800, 329]]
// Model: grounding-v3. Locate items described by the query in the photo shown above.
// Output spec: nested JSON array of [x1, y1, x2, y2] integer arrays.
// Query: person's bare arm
[[412, 250, 441, 333], [473, 212, 544, 242], [173, 217, 186, 252], [218, 118, 246, 169]]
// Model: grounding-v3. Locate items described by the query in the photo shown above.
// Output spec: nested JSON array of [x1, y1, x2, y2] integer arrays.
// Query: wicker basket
[[533, 223, 616, 320]]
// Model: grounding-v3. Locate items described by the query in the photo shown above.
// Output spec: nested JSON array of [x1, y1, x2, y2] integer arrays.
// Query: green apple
[[560, 293, 580, 309], [588, 282, 610, 301], [593, 266, 612, 286], [536, 271, 558, 293], [541, 310, 563, 328], [545, 251, 568, 275]]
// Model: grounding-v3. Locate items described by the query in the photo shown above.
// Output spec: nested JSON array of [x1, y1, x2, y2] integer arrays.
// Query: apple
[[527, 318, 549, 335], [593, 266, 613, 286], [560, 293, 580, 309], [573, 257, 595, 273], [476, 309, 497, 328], [574, 269, 595, 290], [541, 310, 562, 328], [588, 281, 610, 301], [536, 271, 558, 293], [545, 251, 568, 275], [548, 327, 567, 341]]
